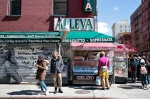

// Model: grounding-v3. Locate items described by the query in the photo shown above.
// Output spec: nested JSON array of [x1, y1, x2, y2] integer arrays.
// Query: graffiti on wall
[[0, 44, 56, 84]]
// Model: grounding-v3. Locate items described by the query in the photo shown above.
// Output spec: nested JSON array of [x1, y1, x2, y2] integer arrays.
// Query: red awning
[[71, 43, 115, 50], [115, 44, 137, 52]]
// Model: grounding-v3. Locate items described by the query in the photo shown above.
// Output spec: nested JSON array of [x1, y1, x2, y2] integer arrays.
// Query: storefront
[[54, 17, 116, 85], [0, 32, 66, 84], [59, 31, 116, 85]]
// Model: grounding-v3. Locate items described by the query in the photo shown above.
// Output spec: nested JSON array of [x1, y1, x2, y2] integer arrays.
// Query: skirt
[[99, 71, 109, 79]]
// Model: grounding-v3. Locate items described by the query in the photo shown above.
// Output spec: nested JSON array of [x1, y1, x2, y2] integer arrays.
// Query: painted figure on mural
[[0, 45, 22, 83]]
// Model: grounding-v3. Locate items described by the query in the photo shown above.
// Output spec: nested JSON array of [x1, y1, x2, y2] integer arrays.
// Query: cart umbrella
[[60, 31, 115, 43], [71, 43, 115, 50], [115, 44, 137, 52]]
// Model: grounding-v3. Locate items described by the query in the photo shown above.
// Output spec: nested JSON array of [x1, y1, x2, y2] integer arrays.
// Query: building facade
[[130, 0, 150, 57], [112, 20, 131, 37], [0, 0, 97, 84]]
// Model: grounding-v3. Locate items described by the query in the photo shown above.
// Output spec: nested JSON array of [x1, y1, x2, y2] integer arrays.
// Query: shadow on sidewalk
[[116, 84, 142, 89], [7, 90, 40, 95]]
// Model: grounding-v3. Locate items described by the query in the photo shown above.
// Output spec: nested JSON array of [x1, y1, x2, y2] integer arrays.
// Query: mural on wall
[[0, 44, 56, 84]]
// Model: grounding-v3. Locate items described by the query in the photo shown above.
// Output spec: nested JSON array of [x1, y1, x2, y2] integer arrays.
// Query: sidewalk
[[0, 83, 150, 99]]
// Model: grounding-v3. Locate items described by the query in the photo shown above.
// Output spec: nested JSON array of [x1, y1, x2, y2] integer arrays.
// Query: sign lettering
[[84, 0, 94, 12], [75, 76, 95, 80], [54, 18, 94, 31], [63, 38, 114, 43]]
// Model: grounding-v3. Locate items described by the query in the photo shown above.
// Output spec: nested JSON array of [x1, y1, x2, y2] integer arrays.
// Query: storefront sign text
[[0, 39, 60, 43], [54, 18, 94, 31], [63, 38, 114, 43], [84, 0, 94, 12], [74, 75, 95, 80]]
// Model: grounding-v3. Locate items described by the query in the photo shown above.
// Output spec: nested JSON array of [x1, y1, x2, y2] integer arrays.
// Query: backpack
[[140, 66, 147, 74]]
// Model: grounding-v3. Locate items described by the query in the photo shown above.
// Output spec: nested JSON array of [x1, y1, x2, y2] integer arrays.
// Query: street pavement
[[0, 82, 150, 99]]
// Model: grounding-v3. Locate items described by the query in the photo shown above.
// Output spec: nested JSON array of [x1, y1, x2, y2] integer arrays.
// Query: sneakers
[[38, 91, 45, 95], [38, 90, 49, 95], [143, 85, 149, 90], [45, 90, 49, 95]]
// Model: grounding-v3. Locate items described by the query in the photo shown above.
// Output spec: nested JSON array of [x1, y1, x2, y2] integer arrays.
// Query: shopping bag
[[96, 76, 101, 85]]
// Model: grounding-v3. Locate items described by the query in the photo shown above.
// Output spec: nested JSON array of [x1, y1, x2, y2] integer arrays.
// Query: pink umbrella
[[115, 44, 137, 52]]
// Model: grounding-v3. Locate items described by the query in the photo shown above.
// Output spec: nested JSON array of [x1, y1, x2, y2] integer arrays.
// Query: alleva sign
[[54, 18, 94, 31]]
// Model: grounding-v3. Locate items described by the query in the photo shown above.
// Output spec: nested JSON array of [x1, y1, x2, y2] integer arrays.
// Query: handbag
[[100, 66, 108, 72], [96, 76, 101, 85], [100, 58, 108, 72]]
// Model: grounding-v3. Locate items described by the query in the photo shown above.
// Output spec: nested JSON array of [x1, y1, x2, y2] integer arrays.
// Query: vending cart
[[71, 43, 115, 85]]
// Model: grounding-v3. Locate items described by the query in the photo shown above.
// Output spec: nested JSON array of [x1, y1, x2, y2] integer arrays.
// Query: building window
[[129, 25, 130, 28], [54, 0, 68, 15], [125, 29, 126, 32], [125, 25, 126, 28], [120, 29, 122, 32], [120, 25, 122, 28], [8, 0, 21, 16]]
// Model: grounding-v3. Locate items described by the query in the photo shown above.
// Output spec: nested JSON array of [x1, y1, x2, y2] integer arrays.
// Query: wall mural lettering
[[0, 44, 56, 84]]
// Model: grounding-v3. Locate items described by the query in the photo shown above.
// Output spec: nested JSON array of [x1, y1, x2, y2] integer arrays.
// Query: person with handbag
[[98, 51, 110, 90]]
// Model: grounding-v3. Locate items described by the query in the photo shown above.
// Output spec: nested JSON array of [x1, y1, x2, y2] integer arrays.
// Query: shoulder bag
[[100, 58, 108, 72]]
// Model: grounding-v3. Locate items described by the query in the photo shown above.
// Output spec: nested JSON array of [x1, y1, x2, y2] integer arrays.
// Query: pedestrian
[[136, 56, 141, 80], [145, 59, 150, 87], [34, 55, 49, 95], [50, 52, 64, 94], [139, 59, 149, 89], [98, 51, 110, 90], [129, 54, 137, 83], [140, 55, 150, 87]]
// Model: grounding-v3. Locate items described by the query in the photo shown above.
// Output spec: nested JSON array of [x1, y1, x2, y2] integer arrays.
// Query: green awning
[[61, 31, 115, 43], [0, 32, 61, 43]]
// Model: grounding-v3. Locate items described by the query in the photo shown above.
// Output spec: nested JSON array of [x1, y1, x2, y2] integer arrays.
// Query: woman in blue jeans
[[35, 55, 49, 95], [140, 59, 149, 89], [146, 59, 150, 87]]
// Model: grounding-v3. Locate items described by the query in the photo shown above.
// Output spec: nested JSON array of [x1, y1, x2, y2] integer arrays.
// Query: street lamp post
[[57, 16, 70, 55]]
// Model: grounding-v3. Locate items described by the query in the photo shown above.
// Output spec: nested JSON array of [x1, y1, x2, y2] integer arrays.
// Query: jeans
[[147, 74, 150, 85], [140, 74, 148, 86], [39, 80, 47, 92]]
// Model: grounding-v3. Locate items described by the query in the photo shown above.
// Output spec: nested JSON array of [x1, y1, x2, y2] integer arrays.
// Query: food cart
[[71, 43, 115, 85], [114, 44, 137, 84]]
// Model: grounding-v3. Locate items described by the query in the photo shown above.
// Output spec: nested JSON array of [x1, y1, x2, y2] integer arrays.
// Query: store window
[[54, 0, 68, 15], [8, 0, 21, 16]]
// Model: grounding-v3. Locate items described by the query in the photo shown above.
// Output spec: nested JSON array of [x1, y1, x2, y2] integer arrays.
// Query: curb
[[0, 96, 122, 99]]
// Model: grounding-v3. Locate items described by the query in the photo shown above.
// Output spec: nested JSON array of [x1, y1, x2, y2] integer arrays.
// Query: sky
[[97, 0, 141, 36]]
